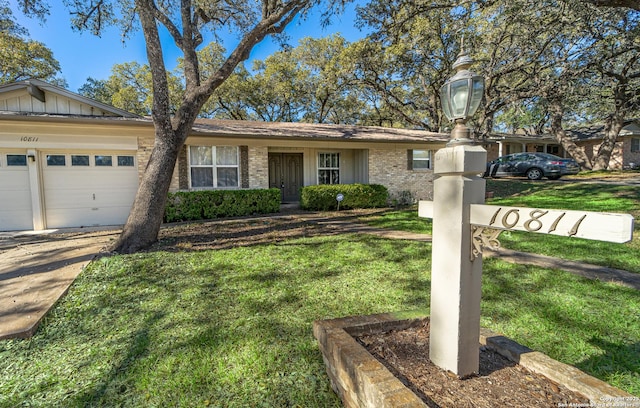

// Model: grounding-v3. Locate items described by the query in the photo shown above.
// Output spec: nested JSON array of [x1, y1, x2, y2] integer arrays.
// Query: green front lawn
[[487, 181, 640, 273], [0, 235, 431, 407], [362, 181, 640, 273], [1, 231, 639, 406]]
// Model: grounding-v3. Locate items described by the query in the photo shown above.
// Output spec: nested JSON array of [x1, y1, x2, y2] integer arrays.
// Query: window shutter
[[240, 146, 249, 188], [407, 149, 413, 170], [178, 146, 189, 190]]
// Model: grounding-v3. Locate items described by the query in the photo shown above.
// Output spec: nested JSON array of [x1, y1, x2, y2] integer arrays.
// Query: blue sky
[[9, 0, 367, 92]]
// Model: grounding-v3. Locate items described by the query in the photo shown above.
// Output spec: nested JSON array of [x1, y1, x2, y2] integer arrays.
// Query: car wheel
[[526, 168, 544, 180]]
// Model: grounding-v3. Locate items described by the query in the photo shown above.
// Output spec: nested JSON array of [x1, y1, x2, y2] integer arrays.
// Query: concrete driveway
[[0, 228, 119, 340]]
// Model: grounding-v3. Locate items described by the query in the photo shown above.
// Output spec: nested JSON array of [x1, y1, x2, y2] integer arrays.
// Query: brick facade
[[178, 146, 189, 189], [368, 148, 434, 203], [137, 136, 182, 191], [240, 146, 249, 188], [136, 136, 154, 184], [248, 146, 269, 189], [137, 138, 437, 199]]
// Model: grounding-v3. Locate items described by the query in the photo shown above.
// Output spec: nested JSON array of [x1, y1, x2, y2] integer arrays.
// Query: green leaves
[[0, 2, 61, 84]]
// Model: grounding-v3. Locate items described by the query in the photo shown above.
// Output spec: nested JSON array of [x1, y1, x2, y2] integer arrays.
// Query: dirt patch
[[356, 320, 590, 408], [149, 210, 385, 252]]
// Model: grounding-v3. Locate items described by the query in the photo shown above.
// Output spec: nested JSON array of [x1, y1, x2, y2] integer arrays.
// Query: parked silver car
[[484, 153, 580, 180]]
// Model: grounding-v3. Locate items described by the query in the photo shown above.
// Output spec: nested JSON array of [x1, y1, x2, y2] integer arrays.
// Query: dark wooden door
[[268, 153, 303, 202]]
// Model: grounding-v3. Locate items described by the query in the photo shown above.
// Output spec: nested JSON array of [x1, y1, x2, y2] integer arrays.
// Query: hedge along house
[[0, 79, 448, 232]]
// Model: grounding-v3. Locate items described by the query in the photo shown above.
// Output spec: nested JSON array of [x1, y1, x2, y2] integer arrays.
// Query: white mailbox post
[[425, 144, 487, 378], [424, 43, 635, 378], [419, 165, 634, 378]]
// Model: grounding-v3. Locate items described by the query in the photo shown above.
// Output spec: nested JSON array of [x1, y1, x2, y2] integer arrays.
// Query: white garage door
[[42, 152, 139, 229], [0, 152, 33, 231]]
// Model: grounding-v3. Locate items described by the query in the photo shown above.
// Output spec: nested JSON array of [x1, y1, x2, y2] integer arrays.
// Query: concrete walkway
[[0, 215, 637, 340], [0, 228, 119, 340]]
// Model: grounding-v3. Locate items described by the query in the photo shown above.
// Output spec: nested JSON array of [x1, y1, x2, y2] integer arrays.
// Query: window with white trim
[[95, 155, 113, 166], [118, 155, 135, 166], [409, 150, 432, 170], [46, 154, 66, 166], [7, 154, 27, 166], [189, 146, 239, 188], [632, 138, 640, 152], [72, 155, 90, 166], [318, 152, 340, 184]]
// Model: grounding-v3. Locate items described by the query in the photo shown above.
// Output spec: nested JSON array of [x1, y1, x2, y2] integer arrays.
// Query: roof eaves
[[0, 110, 153, 126], [191, 120, 449, 143], [0, 79, 142, 119]]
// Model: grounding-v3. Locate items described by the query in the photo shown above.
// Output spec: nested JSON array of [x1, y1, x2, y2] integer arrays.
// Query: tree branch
[[585, 0, 640, 10]]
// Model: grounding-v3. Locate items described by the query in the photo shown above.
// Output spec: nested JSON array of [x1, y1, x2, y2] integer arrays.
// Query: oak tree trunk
[[107, 0, 305, 253], [110, 128, 185, 253], [592, 115, 624, 170], [549, 98, 593, 169]]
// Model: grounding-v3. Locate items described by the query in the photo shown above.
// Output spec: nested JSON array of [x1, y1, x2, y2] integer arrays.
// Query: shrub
[[389, 190, 416, 207], [300, 184, 388, 211], [164, 188, 281, 222]]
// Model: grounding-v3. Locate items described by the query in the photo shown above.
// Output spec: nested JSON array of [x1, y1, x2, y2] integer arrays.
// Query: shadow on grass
[[481, 258, 640, 394], [576, 338, 640, 394], [23, 233, 432, 406], [72, 311, 164, 405]]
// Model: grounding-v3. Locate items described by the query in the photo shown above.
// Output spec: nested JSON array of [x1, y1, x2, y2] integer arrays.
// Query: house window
[[410, 150, 432, 170], [632, 138, 640, 152], [7, 154, 27, 166], [46, 154, 66, 166], [318, 153, 340, 184], [95, 155, 113, 166], [117, 156, 135, 167], [189, 146, 239, 188], [72, 155, 90, 166]]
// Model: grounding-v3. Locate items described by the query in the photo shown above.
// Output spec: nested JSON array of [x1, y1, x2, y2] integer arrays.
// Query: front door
[[268, 153, 303, 202]]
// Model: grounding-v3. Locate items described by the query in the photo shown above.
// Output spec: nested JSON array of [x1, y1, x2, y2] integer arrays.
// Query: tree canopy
[[80, 0, 638, 145], [0, 0, 62, 85], [18, 0, 351, 253], [15, 0, 640, 251]]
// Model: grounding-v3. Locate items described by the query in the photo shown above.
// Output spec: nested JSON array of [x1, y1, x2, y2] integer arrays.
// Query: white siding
[[0, 151, 33, 231], [42, 151, 138, 228]]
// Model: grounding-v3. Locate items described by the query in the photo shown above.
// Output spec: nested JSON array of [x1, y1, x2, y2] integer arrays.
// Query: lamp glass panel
[[450, 79, 470, 118], [439, 84, 453, 120], [468, 77, 484, 116]]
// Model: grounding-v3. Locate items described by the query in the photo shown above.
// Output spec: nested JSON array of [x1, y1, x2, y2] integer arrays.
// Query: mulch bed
[[356, 320, 590, 408]]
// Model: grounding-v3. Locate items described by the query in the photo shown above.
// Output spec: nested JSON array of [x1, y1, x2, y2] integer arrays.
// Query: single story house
[[486, 121, 640, 170], [563, 121, 640, 170], [486, 133, 567, 159], [0, 79, 448, 231]]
